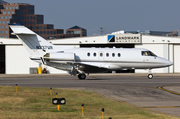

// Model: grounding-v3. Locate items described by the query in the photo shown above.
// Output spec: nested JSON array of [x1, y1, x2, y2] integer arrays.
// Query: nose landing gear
[[147, 69, 153, 79], [147, 74, 153, 79]]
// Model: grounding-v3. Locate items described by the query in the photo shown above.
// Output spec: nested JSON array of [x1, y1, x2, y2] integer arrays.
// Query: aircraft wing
[[74, 62, 109, 73]]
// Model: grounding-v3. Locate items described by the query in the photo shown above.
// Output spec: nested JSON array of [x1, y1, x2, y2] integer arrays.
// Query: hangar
[[0, 32, 179, 74]]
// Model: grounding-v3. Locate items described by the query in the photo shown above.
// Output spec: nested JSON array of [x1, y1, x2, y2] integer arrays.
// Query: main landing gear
[[78, 73, 86, 80], [147, 69, 153, 79]]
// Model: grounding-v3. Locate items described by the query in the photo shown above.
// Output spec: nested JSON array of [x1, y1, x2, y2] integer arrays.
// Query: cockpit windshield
[[141, 51, 157, 57]]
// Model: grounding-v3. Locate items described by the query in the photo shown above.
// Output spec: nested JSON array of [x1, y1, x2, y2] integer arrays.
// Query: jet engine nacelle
[[44, 52, 75, 63]]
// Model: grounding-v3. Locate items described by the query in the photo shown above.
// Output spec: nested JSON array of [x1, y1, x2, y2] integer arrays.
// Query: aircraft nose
[[165, 60, 173, 66]]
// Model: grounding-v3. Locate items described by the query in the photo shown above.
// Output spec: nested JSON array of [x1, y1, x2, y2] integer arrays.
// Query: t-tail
[[9, 23, 55, 58]]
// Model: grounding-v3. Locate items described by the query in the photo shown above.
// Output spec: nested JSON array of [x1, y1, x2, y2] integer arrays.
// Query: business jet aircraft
[[9, 24, 173, 79]]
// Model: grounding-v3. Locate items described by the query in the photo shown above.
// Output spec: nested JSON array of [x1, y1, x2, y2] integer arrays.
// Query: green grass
[[0, 86, 178, 119]]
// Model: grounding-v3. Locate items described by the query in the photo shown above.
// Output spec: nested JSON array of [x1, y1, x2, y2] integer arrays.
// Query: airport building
[[0, 31, 180, 74]]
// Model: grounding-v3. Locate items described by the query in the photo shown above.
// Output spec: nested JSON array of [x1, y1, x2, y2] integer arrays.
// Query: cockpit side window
[[142, 51, 157, 57]]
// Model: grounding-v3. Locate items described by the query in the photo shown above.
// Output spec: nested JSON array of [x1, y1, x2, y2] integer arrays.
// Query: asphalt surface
[[0, 73, 180, 118]]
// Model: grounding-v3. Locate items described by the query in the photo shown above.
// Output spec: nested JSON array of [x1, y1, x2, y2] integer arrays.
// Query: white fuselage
[[44, 47, 172, 72]]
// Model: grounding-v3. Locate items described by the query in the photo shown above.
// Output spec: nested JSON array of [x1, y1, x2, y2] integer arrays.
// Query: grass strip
[[0, 86, 178, 119]]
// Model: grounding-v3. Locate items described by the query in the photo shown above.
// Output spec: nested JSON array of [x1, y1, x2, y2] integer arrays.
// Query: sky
[[5, 0, 180, 36]]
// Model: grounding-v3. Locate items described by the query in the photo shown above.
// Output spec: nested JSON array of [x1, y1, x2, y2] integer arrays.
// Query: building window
[[5, 31, 8, 34], [12, 11, 14, 14], [93, 53, 96, 57], [74, 31, 81, 34], [44, 26, 46, 29], [37, 31, 39, 34], [112, 53, 115, 57], [6, 7, 8, 9], [50, 31, 52, 34], [9, 7, 11, 10], [5, 16, 7, 19], [36, 26, 39, 29], [40, 26, 42, 29], [13, 7, 15, 9], [16, 7, 18, 9], [6, 21, 9, 24], [8, 16, 11, 19], [87, 53, 90, 56], [5, 26, 8, 29], [47, 31, 49, 34], [2, 21, 5, 24], [40, 31, 42, 34], [3, 12, 6, 14], [2, 31, 4, 34], [44, 31, 46, 34], [8, 12, 10, 14]]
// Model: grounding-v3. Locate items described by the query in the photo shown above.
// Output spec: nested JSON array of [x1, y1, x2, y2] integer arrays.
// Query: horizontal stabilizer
[[11, 33, 35, 35], [9, 23, 36, 35]]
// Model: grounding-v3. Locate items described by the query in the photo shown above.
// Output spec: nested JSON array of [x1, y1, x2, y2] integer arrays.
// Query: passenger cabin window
[[87, 53, 90, 57], [112, 53, 115, 57], [118, 53, 121, 57], [100, 53, 103, 57], [93, 53, 96, 57], [106, 53, 109, 57], [142, 51, 157, 56]]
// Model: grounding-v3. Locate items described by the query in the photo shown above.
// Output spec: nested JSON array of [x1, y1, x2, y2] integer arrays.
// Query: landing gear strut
[[78, 73, 86, 80], [147, 69, 153, 79]]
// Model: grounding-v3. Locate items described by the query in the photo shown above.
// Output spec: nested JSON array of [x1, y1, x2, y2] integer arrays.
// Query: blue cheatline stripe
[[40, 57, 45, 64], [30, 58, 40, 60], [108, 35, 114, 41]]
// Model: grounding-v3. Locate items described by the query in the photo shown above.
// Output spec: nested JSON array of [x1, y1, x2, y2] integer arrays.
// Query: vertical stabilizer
[[9, 24, 55, 57]]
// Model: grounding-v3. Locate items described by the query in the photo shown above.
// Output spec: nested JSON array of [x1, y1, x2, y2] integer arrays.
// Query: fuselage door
[[98, 51, 104, 61]]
